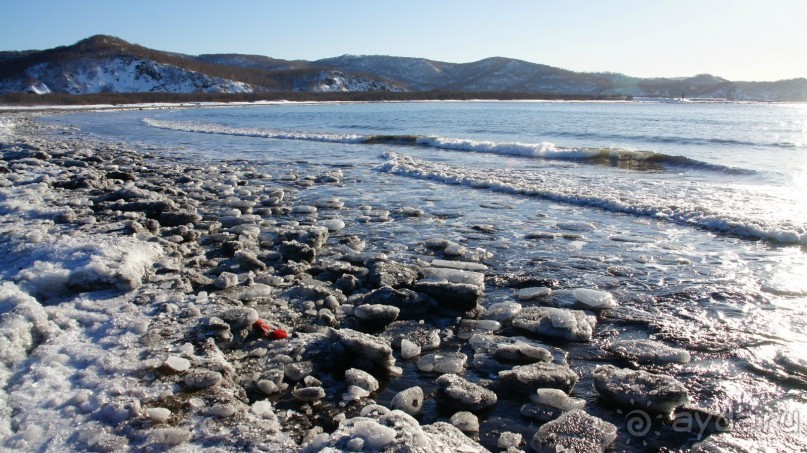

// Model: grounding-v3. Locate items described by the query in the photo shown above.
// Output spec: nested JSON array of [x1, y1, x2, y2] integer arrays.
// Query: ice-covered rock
[[184, 369, 223, 389], [607, 339, 691, 364], [345, 368, 379, 393], [516, 286, 552, 300], [520, 388, 585, 421], [390, 386, 424, 415], [334, 328, 395, 370], [302, 410, 488, 452], [592, 365, 690, 414], [512, 306, 597, 342], [450, 411, 480, 432], [417, 352, 467, 374], [219, 307, 259, 331], [481, 301, 522, 322], [354, 303, 400, 327], [214, 271, 239, 289], [530, 410, 617, 453], [382, 321, 441, 351], [367, 259, 419, 288], [436, 373, 497, 410], [572, 288, 617, 310], [499, 362, 579, 394], [457, 319, 501, 339]]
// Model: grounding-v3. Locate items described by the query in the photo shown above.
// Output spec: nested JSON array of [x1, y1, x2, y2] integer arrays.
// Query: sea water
[[45, 101, 807, 450]]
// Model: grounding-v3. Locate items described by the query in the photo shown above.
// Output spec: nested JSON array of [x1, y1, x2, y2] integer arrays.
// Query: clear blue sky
[[1, 0, 804, 81]]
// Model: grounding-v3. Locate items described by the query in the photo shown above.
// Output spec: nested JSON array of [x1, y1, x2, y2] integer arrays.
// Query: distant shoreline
[[0, 93, 793, 114]]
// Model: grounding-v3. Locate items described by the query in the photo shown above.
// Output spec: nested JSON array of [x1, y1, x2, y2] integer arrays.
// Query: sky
[[1, 0, 805, 82]]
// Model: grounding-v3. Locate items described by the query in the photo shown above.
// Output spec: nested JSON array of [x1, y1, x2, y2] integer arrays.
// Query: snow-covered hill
[[292, 70, 406, 93], [0, 57, 253, 94]]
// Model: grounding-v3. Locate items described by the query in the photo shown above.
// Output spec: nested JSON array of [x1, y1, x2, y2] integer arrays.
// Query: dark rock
[[159, 211, 201, 227], [354, 287, 433, 319], [530, 410, 617, 453], [413, 281, 483, 311], [279, 240, 316, 263]]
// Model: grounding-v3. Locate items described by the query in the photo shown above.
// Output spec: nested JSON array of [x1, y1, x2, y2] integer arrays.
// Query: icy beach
[[2, 102, 807, 452]]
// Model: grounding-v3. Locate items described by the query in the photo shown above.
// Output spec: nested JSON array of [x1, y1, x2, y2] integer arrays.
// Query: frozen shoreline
[[2, 111, 802, 452]]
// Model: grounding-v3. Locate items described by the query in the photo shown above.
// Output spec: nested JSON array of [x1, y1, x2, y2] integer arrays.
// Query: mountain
[[1, 35, 805, 101], [0, 35, 405, 95]]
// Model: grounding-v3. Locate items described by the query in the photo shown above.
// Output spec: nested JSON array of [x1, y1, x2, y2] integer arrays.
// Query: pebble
[[345, 368, 380, 393], [390, 386, 424, 415], [164, 355, 191, 372]]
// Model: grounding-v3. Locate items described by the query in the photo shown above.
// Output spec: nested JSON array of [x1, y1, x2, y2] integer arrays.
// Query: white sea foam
[[145, 118, 718, 166], [377, 151, 807, 246]]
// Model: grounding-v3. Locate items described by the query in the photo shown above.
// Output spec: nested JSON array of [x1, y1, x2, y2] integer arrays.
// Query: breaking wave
[[143, 118, 755, 174], [376, 151, 806, 246]]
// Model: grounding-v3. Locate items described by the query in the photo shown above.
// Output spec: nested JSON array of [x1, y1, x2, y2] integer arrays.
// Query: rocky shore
[[0, 112, 730, 451]]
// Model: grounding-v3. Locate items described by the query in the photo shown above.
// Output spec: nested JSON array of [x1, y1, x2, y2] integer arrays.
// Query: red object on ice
[[254, 319, 287, 340]]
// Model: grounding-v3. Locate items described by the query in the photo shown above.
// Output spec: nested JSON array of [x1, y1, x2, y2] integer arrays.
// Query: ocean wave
[[143, 118, 754, 174], [552, 130, 801, 150], [376, 151, 806, 246]]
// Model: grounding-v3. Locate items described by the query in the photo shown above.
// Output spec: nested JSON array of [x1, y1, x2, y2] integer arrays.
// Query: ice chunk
[[400, 339, 421, 359], [420, 267, 485, 287], [214, 271, 239, 289], [145, 407, 171, 423], [498, 431, 523, 449], [450, 411, 479, 432], [572, 288, 617, 310], [430, 259, 488, 271], [592, 365, 689, 414], [530, 410, 617, 452], [316, 219, 345, 231], [382, 321, 441, 351], [607, 339, 691, 364], [352, 420, 398, 449], [391, 386, 424, 415], [436, 373, 497, 410], [512, 306, 597, 342], [520, 388, 585, 421], [417, 352, 467, 374], [499, 362, 579, 394], [220, 307, 259, 331], [164, 356, 191, 372], [207, 403, 237, 417], [149, 428, 191, 446]]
